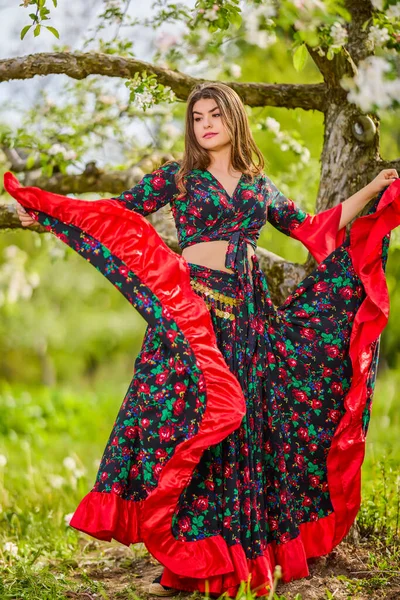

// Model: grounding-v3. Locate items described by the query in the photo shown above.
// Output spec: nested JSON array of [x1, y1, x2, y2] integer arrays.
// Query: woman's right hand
[[16, 203, 36, 227]]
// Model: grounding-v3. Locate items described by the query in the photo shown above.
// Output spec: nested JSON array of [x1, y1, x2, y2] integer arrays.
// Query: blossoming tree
[[0, 0, 399, 302]]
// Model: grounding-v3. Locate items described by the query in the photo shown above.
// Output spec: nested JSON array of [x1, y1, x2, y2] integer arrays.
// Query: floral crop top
[[110, 160, 345, 300]]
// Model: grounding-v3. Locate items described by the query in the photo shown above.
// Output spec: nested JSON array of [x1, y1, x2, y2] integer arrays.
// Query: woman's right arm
[[16, 160, 181, 227], [110, 160, 180, 215]]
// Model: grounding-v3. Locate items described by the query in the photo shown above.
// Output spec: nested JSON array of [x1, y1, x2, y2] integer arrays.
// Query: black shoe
[[148, 573, 178, 596]]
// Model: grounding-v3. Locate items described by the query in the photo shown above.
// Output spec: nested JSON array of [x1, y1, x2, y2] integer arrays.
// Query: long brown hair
[[163, 81, 267, 200]]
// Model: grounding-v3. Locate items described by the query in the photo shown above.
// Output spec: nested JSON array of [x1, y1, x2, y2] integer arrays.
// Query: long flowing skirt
[[4, 172, 400, 597]]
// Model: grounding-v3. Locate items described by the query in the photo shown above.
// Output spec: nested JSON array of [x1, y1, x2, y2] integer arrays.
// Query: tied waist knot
[[224, 230, 269, 367]]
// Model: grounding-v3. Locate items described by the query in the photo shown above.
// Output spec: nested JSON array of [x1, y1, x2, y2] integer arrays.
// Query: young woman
[[10, 82, 399, 598]]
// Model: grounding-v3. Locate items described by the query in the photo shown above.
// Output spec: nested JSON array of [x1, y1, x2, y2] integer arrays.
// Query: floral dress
[[4, 163, 400, 598]]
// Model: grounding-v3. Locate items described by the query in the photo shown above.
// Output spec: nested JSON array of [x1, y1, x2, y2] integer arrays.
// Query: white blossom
[[243, 4, 277, 50], [203, 8, 219, 22], [48, 475, 65, 489], [229, 64, 242, 78], [387, 5, 400, 18], [64, 512, 74, 526], [368, 25, 390, 47], [330, 22, 348, 47], [341, 56, 400, 112], [370, 0, 384, 10], [3, 542, 18, 556], [154, 33, 179, 52], [133, 90, 155, 110], [63, 456, 77, 471]]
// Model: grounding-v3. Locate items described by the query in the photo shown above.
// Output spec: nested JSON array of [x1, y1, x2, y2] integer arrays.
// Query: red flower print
[[331, 381, 343, 395], [111, 436, 119, 446], [294, 454, 305, 468], [155, 448, 167, 460], [129, 465, 139, 478], [224, 463, 233, 478], [283, 443, 291, 453], [139, 382, 150, 394], [309, 475, 320, 487], [294, 309, 308, 318], [122, 446, 131, 456], [313, 281, 329, 292], [243, 498, 251, 516], [178, 516, 191, 532], [111, 482, 123, 495], [243, 466, 250, 483], [339, 286, 353, 299], [298, 428, 309, 441], [152, 463, 163, 479], [301, 327, 315, 340], [312, 399, 322, 409], [125, 426, 139, 439], [241, 443, 249, 456], [309, 443, 318, 452], [325, 345, 339, 358], [280, 532, 291, 543], [156, 371, 168, 385], [205, 480, 215, 491], [242, 190, 254, 200], [194, 496, 209, 511], [291, 411, 299, 421], [328, 409, 341, 422], [323, 366, 333, 377], [267, 352, 276, 363], [173, 398, 185, 415], [276, 341, 287, 356], [288, 358, 297, 367], [293, 389, 308, 403], [264, 440, 272, 453], [141, 418, 150, 428], [302, 496, 312, 507], [174, 382, 187, 394], [143, 199, 157, 212], [223, 516, 232, 528], [159, 425, 173, 442], [269, 518, 278, 530], [166, 330, 178, 343], [278, 457, 286, 472], [310, 512, 319, 521], [151, 175, 166, 190], [101, 471, 108, 481], [186, 226, 197, 236]]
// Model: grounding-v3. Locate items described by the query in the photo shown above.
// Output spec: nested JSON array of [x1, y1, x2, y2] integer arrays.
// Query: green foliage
[[19, 0, 59, 40]]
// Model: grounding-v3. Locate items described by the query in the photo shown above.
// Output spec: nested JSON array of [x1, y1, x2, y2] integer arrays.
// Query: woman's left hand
[[369, 168, 399, 194]]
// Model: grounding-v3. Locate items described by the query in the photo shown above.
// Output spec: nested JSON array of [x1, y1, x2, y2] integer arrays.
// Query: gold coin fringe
[[190, 279, 241, 321]]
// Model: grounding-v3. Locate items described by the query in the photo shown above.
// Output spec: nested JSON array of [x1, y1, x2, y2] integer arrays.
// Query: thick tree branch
[[0, 52, 328, 111]]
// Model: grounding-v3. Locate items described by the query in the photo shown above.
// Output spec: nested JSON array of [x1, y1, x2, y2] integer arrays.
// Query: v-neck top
[[110, 159, 344, 321]]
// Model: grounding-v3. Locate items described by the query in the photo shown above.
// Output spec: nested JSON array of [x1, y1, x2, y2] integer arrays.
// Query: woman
[[9, 81, 400, 598]]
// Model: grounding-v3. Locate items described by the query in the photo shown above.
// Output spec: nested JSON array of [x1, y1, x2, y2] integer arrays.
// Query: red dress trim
[[4, 171, 400, 593]]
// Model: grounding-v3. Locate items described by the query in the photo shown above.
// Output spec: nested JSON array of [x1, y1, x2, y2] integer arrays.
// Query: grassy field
[[0, 366, 398, 600]]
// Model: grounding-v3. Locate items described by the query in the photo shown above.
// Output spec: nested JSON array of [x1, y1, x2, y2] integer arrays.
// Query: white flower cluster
[[330, 22, 348, 48], [341, 56, 400, 112], [387, 4, 400, 18], [242, 3, 277, 49], [229, 64, 242, 78], [3, 542, 18, 556], [264, 117, 311, 164], [0, 246, 40, 306], [368, 25, 390, 48], [197, 4, 220, 23], [48, 143, 77, 161]]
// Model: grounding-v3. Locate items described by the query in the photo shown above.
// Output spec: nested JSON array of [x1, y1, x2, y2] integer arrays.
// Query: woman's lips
[[203, 133, 217, 138]]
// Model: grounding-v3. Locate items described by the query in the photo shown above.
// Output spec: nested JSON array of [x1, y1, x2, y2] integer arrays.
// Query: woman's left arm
[[265, 168, 399, 264], [338, 168, 399, 229]]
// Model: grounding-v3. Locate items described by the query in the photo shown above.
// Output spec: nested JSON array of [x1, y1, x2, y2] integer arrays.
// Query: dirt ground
[[67, 539, 400, 600]]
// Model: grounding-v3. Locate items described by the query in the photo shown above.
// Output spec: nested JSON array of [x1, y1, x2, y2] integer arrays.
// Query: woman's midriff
[[182, 240, 255, 283]]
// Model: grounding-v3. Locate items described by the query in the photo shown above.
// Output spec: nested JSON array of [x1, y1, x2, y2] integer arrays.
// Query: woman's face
[[192, 97, 231, 151]]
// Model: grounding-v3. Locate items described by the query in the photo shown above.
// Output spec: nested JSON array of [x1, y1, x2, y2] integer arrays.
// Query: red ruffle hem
[[4, 171, 400, 596]]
